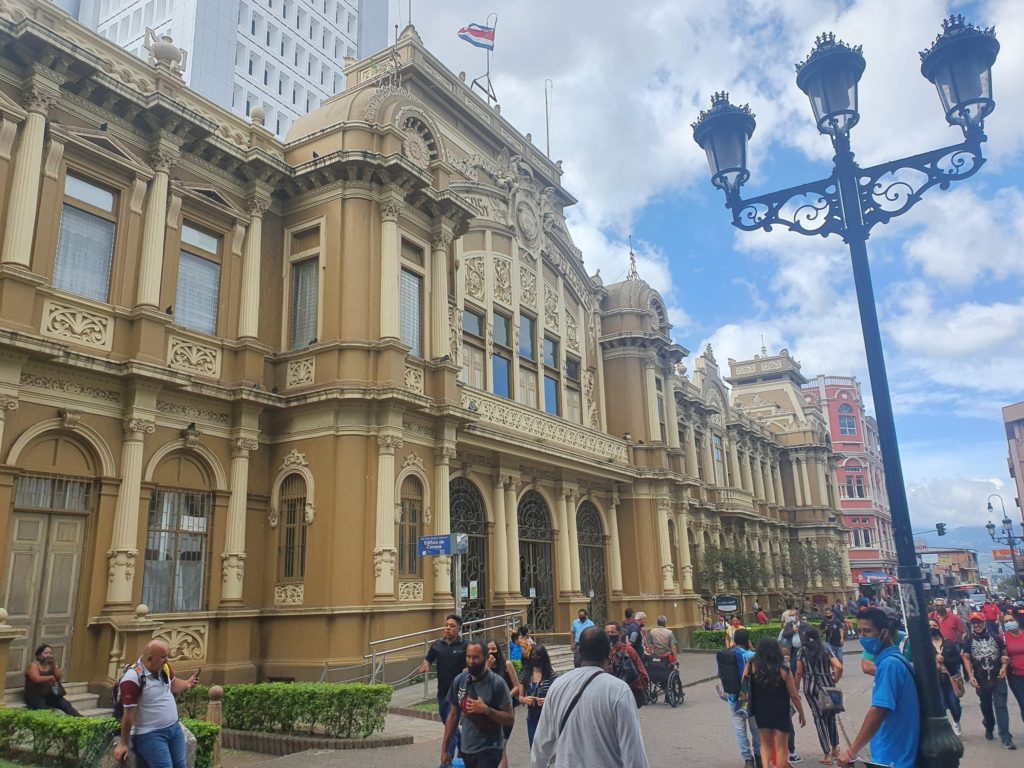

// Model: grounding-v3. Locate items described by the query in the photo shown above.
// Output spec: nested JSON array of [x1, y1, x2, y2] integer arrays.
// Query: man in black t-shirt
[[962, 613, 1014, 749], [821, 609, 846, 663], [419, 614, 468, 761]]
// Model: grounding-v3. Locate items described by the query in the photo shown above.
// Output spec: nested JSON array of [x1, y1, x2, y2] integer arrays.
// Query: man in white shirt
[[530, 627, 649, 768]]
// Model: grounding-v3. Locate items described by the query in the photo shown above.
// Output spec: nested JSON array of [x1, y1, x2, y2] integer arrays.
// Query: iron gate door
[[449, 477, 488, 623], [576, 502, 608, 625], [518, 491, 554, 632]]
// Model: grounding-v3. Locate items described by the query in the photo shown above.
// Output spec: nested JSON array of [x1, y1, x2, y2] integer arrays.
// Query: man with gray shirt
[[530, 627, 649, 768], [441, 639, 514, 768]]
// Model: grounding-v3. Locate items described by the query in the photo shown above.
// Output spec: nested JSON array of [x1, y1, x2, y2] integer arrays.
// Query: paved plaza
[[224, 648, 1024, 768]]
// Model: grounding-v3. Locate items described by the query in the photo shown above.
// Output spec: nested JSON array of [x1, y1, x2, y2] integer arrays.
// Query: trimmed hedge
[[177, 684, 211, 719], [0, 709, 219, 768], [692, 623, 784, 650], [222, 683, 391, 739]]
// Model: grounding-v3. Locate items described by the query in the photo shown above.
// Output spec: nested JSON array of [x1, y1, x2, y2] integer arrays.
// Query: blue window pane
[[520, 316, 535, 360], [544, 375, 559, 416], [543, 338, 558, 368], [493, 354, 511, 399], [493, 313, 511, 347]]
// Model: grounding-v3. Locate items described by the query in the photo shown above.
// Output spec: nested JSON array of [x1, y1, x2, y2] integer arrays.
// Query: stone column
[[0, 395, 18, 454], [238, 196, 269, 338], [741, 447, 754, 493], [106, 418, 155, 606], [373, 434, 401, 597], [643, 357, 660, 441], [433, 447, 455, 596], [607, 494, 624, 593], [686, 424, 699, 478], [702, 430, 716, 484], [840, 542, 853, 587], [656, 500, 674, 592], [800, 456, 813, 507], [490, 474, 510, 595], [664, 380, 680, 449], [815, 456, 830, 509], [752, 451, 766, 500], [764, 459, 776, 505], [379, 197, 402, 339], [430, 229, 453, 358], [729, 437, 742, 489], [221, 438, 258, 603], [565, 490, 582, 593], [773, 463, 786, 507], [135, 143, 178, 307], [677, 512, 693, 592], [554, 488, 572, 594], [791, 459, 804, 506], [505, 479, 522, 595], [0, 83, 57, 267]]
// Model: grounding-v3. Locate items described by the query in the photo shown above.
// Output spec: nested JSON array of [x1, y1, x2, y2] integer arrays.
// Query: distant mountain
[[914, 525, 1006, 570]]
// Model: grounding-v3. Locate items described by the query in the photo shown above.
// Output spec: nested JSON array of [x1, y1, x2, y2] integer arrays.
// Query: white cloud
[[906, 476, 1010, 528]]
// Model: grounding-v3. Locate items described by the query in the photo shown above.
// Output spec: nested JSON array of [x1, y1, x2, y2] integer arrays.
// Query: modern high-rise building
[[803, 375, 898, 591], [64, 0, 389, 138]]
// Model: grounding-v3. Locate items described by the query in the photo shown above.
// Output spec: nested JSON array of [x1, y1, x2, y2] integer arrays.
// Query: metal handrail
[[367, 610, 525, 651]]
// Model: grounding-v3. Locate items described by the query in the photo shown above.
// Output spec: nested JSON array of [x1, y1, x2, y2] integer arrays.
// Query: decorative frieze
[[287, 357, 315, 388], [398, 581, 424, 602], [465, 255, 485, 300], [448, 305, 462, 365], [156, 400, 230, 425], [543, 284, 559, 329], [566, 312, 580, 353], [404, 365, 424, 394], [373, 548, 396, 579], [152, 623, 208, 663], [274, 583, 304, 606], [167, 336, 221, 377], [494, 257, 512, 305], [20, 372, 121, 404], [41, 299, 113, 350], [520, 266, 537, 307]]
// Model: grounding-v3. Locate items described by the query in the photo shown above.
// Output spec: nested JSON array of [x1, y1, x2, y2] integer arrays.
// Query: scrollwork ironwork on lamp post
[[693, 16, 999, 768]]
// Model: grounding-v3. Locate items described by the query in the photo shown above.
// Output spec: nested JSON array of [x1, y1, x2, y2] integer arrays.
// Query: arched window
[[398, 477, 424, 578], [279, 473, 308, 581], [838, 403, 856, 436], [143, 486, 213, 613]]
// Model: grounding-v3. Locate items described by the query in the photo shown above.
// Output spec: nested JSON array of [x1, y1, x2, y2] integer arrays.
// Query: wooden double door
[[3, 513, 86, 687]]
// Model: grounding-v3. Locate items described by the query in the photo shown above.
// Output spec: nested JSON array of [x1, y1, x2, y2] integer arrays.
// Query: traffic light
[[936, 523, 946, 536]]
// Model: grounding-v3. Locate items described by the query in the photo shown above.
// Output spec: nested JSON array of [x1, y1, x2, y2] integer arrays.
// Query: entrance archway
[[518, 491, 555, 632], [449, 477, 488, 623], [576, 502, 608, 624]]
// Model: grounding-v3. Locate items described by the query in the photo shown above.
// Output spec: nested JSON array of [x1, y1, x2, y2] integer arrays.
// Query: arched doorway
[[576, 502, 608, 624], [449, 477, 488, 623], [518, 491, 555, 632]]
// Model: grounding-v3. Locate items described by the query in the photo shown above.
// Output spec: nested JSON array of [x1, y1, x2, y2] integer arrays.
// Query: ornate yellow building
[[0, 2, 850, 692]]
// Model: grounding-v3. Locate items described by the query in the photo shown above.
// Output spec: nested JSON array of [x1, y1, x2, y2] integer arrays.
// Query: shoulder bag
[[557, 670, 604, 737]]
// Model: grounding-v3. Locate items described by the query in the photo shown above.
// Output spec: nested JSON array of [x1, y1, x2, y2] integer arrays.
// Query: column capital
[[246, 193, 272, 218], [642, 355, 659, 370], [434, 445, 457, 464], [380, 197, 404, 221], [431, 230, 453, 252], [123, 418, 156, 437], [150, 138, 181, 173], [231, 437, 259, 454], [0, 393, 18, 412], [377, 434, 403, 453], [22, 74, 62, 115]]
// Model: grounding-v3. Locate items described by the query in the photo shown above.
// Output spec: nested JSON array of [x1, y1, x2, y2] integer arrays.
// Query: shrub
[[692, 623, 784, 650], [177, 684, 211, 719], [222, 683, 391, 739], [181, 718, 220, 768]]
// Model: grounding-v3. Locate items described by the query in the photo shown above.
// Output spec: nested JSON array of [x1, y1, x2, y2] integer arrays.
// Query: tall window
[[53, 174, 118, 302], [518, 315, 537, 408], [492, 312, 512, 399], [695, 435, 706, 481], [656, 378, 667, 442], [175, 223, 221, 335], [398, 477, 424, 578], [565, 358, 582, 424], [838, 403, 857, 435], [142, 488, 211, 613], [400, 268, 423, 357], [712, 434, 725, 486], [543, 337, 559, 416], [290, 257, 319, 349], [462, 307, 485, 388], [278, 474, 308, 581]]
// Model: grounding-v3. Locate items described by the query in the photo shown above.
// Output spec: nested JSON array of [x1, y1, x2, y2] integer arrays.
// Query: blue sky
[[400, 0, 1023, 528]]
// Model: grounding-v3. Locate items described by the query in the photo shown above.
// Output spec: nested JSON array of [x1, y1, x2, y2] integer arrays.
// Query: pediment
[[54, 127, 151, 176], [0, 88, 26, 121], [175, 183, 244, 218]]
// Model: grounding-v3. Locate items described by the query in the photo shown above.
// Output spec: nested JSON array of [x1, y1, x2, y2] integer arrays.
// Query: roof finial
[[761, 334, 767, 357], [626, 235, 639, 281]]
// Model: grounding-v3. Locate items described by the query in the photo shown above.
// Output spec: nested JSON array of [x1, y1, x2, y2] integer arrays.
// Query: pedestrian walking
[[795, 628, 843, 764], [836, 607, 919, 768], [486, 640, 521, 768], [747, 637, 806, 768], [606, 621, 649, 708], [1003, 613, 1024, 727], [440, 639, 515, 768], [820, 609, 845, 663], [929, 617, 964, 737], [418, 614, 469, 762], [529, 627, 649, 768], [717, 628, 761, 768], [570, 608, 595, 668], [519, 645, 556, 748], [930, 598, 966, 643], [962, 611, 1015, 749], [983, 597, 1002, 636]]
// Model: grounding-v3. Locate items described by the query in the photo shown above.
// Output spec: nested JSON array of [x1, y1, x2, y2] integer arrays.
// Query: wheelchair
[[644, 653, 685, 707]]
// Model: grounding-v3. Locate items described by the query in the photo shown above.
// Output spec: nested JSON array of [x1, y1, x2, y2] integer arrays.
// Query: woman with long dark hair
[[486, 639, 521, 768], [518, 644, 556, 747], [748, 637, 805, 768], [929, 617, 964, 736], [796, 627, 844, 764]]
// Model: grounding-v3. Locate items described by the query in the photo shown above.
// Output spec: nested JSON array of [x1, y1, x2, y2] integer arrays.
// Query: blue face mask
[[859, 636, 883, 656], [1006, 622, 1020, 633]]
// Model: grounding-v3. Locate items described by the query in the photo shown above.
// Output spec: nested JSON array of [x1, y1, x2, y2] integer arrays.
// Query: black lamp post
[[986, 494, 1023, 597], [693, 16, 999, 768]]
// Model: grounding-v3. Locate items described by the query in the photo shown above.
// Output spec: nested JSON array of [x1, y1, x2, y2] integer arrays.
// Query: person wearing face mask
[[836, 607, 919, 768], [440, 639, 514, 768], [962, 612, 1015, 750], [1001, 614, 1024, 728], [929, 598, 966, 644], [929, 617, 964, 737]]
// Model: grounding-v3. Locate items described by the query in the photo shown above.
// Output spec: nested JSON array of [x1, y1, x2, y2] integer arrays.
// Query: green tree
[[788, 544, 847, 603], [701, 543, 769, 594]]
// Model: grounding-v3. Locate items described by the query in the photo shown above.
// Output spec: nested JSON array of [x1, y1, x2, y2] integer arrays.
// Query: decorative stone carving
[[304, 502, 316, 525], [180, 423, 201, 448], [494, 258, 512, 305], [168, 336, 221, 377], [432, 231, 453, 252], [703, 343, 717, 364], [520, 266, 537, 307], [41, 300, 113, 350], [19, 373, 119, 404], [380, 198, 403, 221], [377, 435, 404, 452], [107, 548, 137, 583], [274, 584, 304, 606], [57, 408, 81, 430], [156, 400, 229, 425], [465, 256, 485, 300], [232, 438, 259, 453], [373, 548, 395, 578], [0, 394, 17, 413], [433, 556, 451, 582], [399, 581, 424, 601], [435, 446, 458, 463], [566, 312, 580, 353], [221, 552, 245, 583], [403, 452, 425, 470], [144, 28, 188, 76], [267, 506, 279, 528], [583, 369, 599, 428], [123, 418, 156, 436], [448, 305, 462, 364], [544, 284, 559, 329], [287, 357, 315, 388], [404, 365, 424, 394], [24, 84, 58, 115], [281, 449, 309, 470], [403, 124, 431, 170], [152, 623, 208, 663]]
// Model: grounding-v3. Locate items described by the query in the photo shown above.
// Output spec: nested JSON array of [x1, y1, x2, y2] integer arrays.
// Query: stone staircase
[[5, 682, 113, 718], [545, 645, 574, 674]]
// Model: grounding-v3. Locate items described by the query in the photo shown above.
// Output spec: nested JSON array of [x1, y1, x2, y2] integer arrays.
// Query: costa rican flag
[[458, 23, 495, 50]]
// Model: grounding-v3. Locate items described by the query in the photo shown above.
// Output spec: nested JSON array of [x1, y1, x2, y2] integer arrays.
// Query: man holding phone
[[113, 639, 199, 768], [440, 640, 513, 768]]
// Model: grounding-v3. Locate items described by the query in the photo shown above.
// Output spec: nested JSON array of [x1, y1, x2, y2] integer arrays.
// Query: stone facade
[[0, 3, 850, 692]]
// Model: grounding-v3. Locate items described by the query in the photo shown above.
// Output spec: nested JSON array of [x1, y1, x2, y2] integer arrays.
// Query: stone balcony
[[460, 388, 629, 465]]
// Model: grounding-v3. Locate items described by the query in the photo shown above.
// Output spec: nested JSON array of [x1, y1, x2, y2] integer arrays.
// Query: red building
[[803, 376, 898, 590]]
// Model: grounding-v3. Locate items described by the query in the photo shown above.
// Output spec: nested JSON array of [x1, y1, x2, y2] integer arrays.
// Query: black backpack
[[716, 648, 743, 695], [112, 661, 170, 720], [611, 648, 639, 685]]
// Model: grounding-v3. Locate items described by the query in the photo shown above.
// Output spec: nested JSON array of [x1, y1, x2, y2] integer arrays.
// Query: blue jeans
[[438, 694, 460, 758], [1009, 674, 1024, 726], [829, 644, 844, 664], [730, 699, 761, 761], [526, 706, 542, 747], [977, 679, 1011, 741], [132, 722, 185, 768], [939, 674, 962, 723]]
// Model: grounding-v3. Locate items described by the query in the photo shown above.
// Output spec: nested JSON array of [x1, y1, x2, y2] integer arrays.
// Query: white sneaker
[[952, 721, 963, 737]]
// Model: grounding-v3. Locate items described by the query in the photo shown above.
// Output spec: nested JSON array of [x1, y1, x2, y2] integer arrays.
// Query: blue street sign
[[419, 535, 451, 557]]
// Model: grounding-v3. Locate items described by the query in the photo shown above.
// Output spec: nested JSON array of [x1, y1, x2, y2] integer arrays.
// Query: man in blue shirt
[[837, 607, 919, 768], [570, 608, 595, 668]]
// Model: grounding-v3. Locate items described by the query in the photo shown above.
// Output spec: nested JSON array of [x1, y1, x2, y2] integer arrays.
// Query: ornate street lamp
[[987, 495, 1023, 598], [693, 16, 999, 768]]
